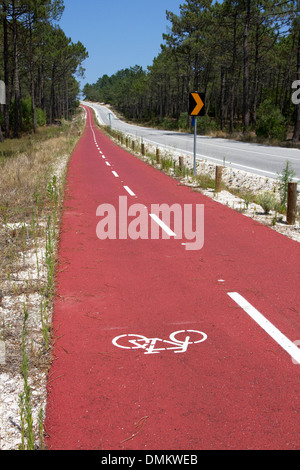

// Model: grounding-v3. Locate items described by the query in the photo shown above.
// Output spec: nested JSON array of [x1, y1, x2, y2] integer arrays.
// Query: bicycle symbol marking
[[112, 330, 207, 355]]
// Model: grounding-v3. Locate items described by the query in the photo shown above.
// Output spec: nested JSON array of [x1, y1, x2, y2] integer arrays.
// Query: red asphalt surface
[[44, 105, 300, 450]]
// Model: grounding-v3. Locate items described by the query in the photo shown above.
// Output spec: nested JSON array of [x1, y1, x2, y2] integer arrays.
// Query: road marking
[[149, 213, 176, 237], [105, 161, 111, 166], [112, 171, 119, 178], [228, 292, 300, 364], [112, 330, 207, 355], [195, 138, 300, 161], [124, 186, 135, 197]]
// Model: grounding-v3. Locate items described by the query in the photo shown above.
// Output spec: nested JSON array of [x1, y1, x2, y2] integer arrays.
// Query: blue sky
[[58, 0, 182, 91]]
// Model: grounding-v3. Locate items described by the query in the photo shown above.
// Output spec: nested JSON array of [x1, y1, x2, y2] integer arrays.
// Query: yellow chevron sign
[[189, 92, 205, 116]]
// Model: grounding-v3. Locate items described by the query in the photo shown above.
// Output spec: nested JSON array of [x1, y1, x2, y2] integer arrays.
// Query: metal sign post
[[193, 116, 197, 176], [189, 92, 205, 177]]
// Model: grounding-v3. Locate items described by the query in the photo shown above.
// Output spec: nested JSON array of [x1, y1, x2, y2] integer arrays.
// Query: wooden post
[[141, 143, 145, 155], [156, 147, 160, 164], [179, 156, 184, 172], [215, 166, 223, 192], [287, 182, 298, 225], [132, 140, 135, 151]]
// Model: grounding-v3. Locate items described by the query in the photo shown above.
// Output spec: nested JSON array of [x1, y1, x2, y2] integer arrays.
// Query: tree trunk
[[29, 15, 37, 133], [3, 1, 9, 138], [220, 67, 226, 131], [49, 64, 56, 124], [251, 24, 259, 126], [243, 0, 251, 131], [12, 0, 20, 138], [230, 13, 237, 134], [292, 30, 300, 141]]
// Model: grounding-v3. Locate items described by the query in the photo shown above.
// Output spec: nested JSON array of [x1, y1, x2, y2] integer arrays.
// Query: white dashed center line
[[149, 214, 176, 237], [124, 186, 135, 197]]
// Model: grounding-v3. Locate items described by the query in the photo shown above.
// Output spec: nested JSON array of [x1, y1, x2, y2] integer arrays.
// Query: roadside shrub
[[256, 99, 286, 141], [197, 115, 219, 134], [10, 96, 46, 133], [256, 191, 277, 214], [178, 112, 189, 130], [21, 96, 46, 130], [160, 116, 178, 130], [277, 160, 296, 207]]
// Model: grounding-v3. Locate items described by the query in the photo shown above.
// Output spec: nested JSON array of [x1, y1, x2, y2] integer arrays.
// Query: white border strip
[[228, 292, 300, 364]]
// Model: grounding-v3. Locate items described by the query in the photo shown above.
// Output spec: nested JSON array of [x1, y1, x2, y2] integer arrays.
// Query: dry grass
[[0, 109, 86, 449], [1, 132, 74, 222], [0, 113, 84, 278]]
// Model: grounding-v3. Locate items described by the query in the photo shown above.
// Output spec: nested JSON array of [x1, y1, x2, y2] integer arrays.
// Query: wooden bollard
[[132, 140, 135, 151], [215, 166, 223, 192], [179, 156, 184, 172], [287, 182, 298, 225], [141, 143, 145, 155], [156, 148, 160, 164], [126, 137, 128, 147]]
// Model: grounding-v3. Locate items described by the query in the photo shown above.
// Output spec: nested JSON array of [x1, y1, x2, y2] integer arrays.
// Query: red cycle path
[[44, 106, 300, 450]]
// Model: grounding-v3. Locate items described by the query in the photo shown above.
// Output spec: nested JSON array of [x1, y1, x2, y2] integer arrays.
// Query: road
[[45, 105, 300, 451], [83, 100, 300, 181]]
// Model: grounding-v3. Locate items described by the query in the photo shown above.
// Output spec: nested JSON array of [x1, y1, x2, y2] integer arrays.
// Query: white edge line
[[228, 292, 300, 364], [112, 171, 119, 177], [84, 103, 299, 181], [123, 186, 135, 196], [122, 134, 299, 182], [105, 161, 111, 166], [149, 213, 176, 237]]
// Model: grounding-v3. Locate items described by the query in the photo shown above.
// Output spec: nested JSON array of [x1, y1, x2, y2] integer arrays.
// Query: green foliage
[[9, 97, 46, 133], [255, 99, 287, 140], [277, 160, 296, 207], [83, 0, 298, 140], [160, 117, 178, 130], [0, 1, 88, 138], [21, 97, 46, 130], [256, 191, 277, 214], [197, 115, 219, 134], [178, 112, 189, 130]]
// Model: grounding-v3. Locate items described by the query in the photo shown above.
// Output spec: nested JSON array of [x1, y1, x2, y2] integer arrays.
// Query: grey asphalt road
[[83, 101, 300, 182]]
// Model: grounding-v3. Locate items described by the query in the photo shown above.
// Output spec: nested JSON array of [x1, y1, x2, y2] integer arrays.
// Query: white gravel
[[0, 151, 70, 450], [132, 138, 300, 243]]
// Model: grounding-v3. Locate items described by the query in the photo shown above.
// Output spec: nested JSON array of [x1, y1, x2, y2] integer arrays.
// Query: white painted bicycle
[[112, 330, 207, 355]]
